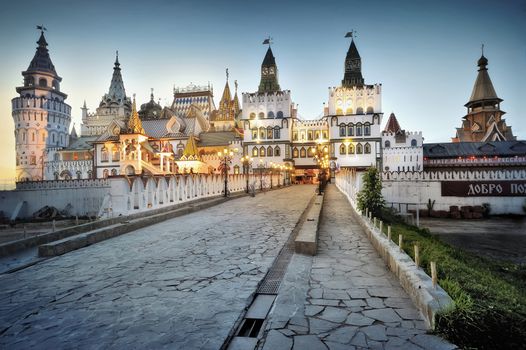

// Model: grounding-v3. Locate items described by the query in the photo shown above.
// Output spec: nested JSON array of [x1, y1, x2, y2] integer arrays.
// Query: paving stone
[[343, 299, 367, 308], [395, 308, 423, 320], [384, 297, 416, 309], [308, 318, 340, 334], [345, 313, 375, 326], [318, 307, 349, 323], [363, 308, 403, 323], [324, 340, 356, 350], [263, 330, 293, 350], [348, 289, 369, 299], [309, 288, 324, 299], [360, 324, 388, 341], [411, 334, 458, 350], [310, 299, 340, 307], [305, 305, 325, 317], [366, 297, 385, 309], [368, 287, 407, 298], [292, 335, 327, 350], [324, 325, 357, 344], [385, 336, 423, 350], [350, 331, 368, 348]]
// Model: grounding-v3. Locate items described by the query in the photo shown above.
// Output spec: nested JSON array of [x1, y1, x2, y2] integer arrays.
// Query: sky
[[0, 0, 525, 179]]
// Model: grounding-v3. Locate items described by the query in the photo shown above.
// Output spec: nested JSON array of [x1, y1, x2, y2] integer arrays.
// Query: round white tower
[[12, 28, 71, 181]]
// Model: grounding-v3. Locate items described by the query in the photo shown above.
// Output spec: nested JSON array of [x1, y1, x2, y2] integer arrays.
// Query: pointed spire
[[108, 51, 126, 101], [70, 124, 78, 139], [466, 51, 501, 106], [233, 80, 240, 113], [181, 134, 201, 160], [82, 100, 87, 109], [150, 88, 155, 101], [383, 113, 402, 134], [342, 34, 364, 87], [26, 27, 57, 75], [258, 46, 280, 94], [127, 94, 145, 134], [262, 47, 276, 66]]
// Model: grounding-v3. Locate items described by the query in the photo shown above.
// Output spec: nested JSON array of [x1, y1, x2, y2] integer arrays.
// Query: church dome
[[139, 90, 163, 119]]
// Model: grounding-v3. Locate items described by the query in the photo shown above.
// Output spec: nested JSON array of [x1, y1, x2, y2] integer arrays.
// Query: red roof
[[384, 113, 402, 133]]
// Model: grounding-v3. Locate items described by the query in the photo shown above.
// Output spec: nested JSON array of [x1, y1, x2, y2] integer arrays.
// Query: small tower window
[[260, 147, 266, 157], [252, 147, 258, 157], [347, 124, 354, 137], [293, 147, 299, 158], [411, 139, 417, 147], [39, 78, 47, 87], [258, 112, 265, 119], [300, 147, 306, 158], [356, 123, 362, 136], [364, 143, 371, 154], [339, 124, 346, 137], [267, 128, 273, 139], [277, 111, 284, 118], [364, 123, 371, 136], [268, 111, 275, 118], [274, 146, 281, 156], [274, 127, 280, 139], [384, 140, 391, 148], [348, 144, 355, 154], [267, 146, 273, 157], [356, 143, 363, 154], [250, 113, 256, 119], [252, 129, 258, 140]]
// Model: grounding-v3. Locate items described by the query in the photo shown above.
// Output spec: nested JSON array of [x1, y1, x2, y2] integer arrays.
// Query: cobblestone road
[[259, 185, 456, 350], [0, 185, 315, 350]]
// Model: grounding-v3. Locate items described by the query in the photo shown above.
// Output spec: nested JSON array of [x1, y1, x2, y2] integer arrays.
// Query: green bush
[[357, 167, 385, 217], [383, 222, 526, 349]]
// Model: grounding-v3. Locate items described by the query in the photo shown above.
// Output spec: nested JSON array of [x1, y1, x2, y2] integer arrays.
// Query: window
[[111, 169, 117, 176], [347, 124, 354, 136], [292, 131, 298, 141], [356, 143, 363, 154], [267, 146, 273, 157], [252, 147, 258, 157], [310, 147, 316, 157], [29, 155, 36, 165], [258, 112, 265, 119], [103, 169, 109, 178], [293, 147, 299, 158], [364, 123, 371, 136], [322, 131, 328, 139], [274, 146, 281, 156], [259, 128, 266, 139], [384, 140, 391, 148], [277, 111, 284, 118], [268, 111, 275, 118], [364, 143, 371, 154], [274, 128, 280, 139], [267, 128, 273, 139], [366, 106, 374, 114], [336, 108, 343, 115], [356, 123, 362, 136], [339, 125, 346, 137], [307, 131, 313, 141], [39, 78, 47, 87], [234, 165, 240, 174], [250, 113, 256, 119], [252, 129, 258, 139], [315, 131, 320, 140], [356, 107, 364, 114], [300, 147, 306, 158], [260, 147, 266, 157], [101, 147, 109, 162], [54, 153, 60, 161], [339, 144, 346, 155], [411, 139, 417, 147], [346, 108, 353, 114], [112, 148, 120, 161], [348, 144, 355, 154], [87, 170, 93, 179], [300, 132, 305, 140]]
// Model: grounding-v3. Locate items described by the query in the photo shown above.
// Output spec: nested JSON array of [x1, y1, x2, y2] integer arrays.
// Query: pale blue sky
[[1, 0, 525, 177]]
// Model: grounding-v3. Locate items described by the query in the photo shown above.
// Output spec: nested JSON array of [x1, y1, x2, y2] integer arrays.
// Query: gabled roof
[[181, 134, 201, 160], [198, 131, 239, 147], [424, 141, 526, 158]]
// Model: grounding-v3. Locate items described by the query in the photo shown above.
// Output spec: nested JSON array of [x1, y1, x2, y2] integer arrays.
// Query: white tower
[[11, 28, 71, 181]]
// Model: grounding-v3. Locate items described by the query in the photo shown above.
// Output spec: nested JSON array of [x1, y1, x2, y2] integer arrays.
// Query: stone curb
[[294, 193, 324, 255], [337, 186, 454, 330]]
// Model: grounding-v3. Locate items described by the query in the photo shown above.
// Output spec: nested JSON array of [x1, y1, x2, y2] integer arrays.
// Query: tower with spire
[[12, 27, 72, 181], [453, 51, 516, 142], [342, 38, 364, 87], [258, 47, 281, 93], [80, 51, 132, 136], [210, 69, 242, 131]]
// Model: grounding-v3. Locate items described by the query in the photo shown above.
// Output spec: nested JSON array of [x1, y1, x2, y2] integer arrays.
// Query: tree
[[357, 167, 385, 217]]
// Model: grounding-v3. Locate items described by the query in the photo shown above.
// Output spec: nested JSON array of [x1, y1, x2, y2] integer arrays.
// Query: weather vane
[[345, 30, 358, 39], [36, 25, 47, 33], [481, 43, 484, 56], [226, 68, 229, 81], [234, 80, 238, 93], [262, 36, 273, 46]]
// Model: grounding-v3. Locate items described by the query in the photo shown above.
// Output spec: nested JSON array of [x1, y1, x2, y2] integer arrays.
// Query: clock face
[[269, 67, 275, 74], [262, 67, 268, 75], [351, 60, 360, 69]]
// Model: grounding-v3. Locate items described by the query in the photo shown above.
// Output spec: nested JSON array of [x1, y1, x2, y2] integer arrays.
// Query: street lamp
[[312, 139, 329, 195], [240, 155, 253, 193], [218, 148, 234, 197]]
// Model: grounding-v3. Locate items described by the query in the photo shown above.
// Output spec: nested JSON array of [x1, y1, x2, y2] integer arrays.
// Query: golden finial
[[128, 94, 144, 134]]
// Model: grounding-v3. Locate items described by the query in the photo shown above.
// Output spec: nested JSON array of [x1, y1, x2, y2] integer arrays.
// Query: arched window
[[112, 147, 120, 161], [259, 127, 266, 139], [346, 108, 353, 115], [268, 111, 275, 118], [274, 127, 280, 139], [252, 129, 258, 140], [347, 124, 354, 136], [336, 108, 343, 115], [339, 124, 346, 137], [52, 80, 60, 90], [101, 147, 109, 162], [258, 112, 265, 119], [260, 147, 266, 157], [103, 169, 109, 178], [267, 146, 273, 157], [339, 144, 346, 155], [292, 131, 298, 141], [267, 127, 273, 139], [384, 140, 391, 148], [274, 146, 281, 156], [411, 139, 417, 147], [233, 165, 240, 174], [54, 172, 59, 180], [307, 130, 313, 141], [39, 78, 47, 87], [310, 147, 316, 157], [348, 144, 355, 154], [366, 106, 374, 114], [364, 143, 371, 154], [54, 153, 60, 161], [315, 131, 320, 140], [293, 147, 299, 158], [356, 143, 363, 154], [300, 147, 307, 158], [252, 147, 258, 157], [364, 123, 371, 136], [277, 111, 284, 118], [356, 123, 362, 136], [250, 112, 256, 119], [356, 107, 364, 114], [111, 169, 117, 176]]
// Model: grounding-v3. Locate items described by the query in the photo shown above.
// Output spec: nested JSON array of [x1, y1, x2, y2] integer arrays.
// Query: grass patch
[[379, 211, 526, 349]]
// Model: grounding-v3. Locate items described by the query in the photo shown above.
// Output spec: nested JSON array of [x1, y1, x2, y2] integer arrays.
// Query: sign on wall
[[441, 181, 526, 197]]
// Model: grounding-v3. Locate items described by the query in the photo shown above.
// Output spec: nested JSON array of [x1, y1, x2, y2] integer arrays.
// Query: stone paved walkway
[[0, 185, 315, 350], [259, 185, 456, 350]]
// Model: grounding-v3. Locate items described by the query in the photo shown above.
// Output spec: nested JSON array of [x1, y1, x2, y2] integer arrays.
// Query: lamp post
[[312, 139, 329, 195], [241, 155, 253, 193], [257, 159, 265, 190], [218, 148, 234, 197]]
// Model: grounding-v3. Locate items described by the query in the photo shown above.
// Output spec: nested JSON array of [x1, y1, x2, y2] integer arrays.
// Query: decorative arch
[[384, 140, 391, 148], [252, 147, 258, 157], [38, 78, 47, 87], [274, 146, 281, 157], [249, 112, 256, 119], [366, 106, 374, 114], [267, 146, 273, 157], [300, 147, 307, 158], [356, 107, 364, 114], [356, 143, 363, 154], [293, 147, 299, 158], [277, 111, 284, 118], [258, 112, 265, 119], [364, 143, 371, 154], [348, 144, 355, 154], [339, 144, 346, 155], [411, 139, 418, 147], [260, 147, 266, 157], [267, 111, 275, 118]]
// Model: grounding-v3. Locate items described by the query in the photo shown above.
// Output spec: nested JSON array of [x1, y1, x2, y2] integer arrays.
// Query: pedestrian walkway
[[259, 185, 456, 350]]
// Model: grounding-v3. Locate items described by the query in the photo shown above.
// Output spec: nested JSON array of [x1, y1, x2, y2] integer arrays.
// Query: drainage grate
[[257, 195, 316, 295]]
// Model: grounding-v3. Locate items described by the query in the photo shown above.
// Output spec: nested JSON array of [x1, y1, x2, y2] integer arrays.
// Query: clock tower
[[342, 39, 364, 87], [258, 47, 280, 94]]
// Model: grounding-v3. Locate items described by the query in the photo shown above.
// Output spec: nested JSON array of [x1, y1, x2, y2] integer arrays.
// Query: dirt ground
[[419, 216, 526, 264]]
